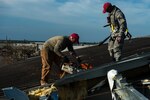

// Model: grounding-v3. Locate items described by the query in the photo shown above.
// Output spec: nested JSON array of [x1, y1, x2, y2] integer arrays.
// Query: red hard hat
[[103, 2, 112, 13], [70, 33, 79, 44]]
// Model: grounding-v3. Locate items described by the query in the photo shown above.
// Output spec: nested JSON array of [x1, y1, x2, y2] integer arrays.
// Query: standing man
[[102, 2, 131, 61], [40, 33, 80, 85]]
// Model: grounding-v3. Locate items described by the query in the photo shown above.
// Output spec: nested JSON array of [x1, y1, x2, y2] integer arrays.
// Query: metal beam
[[55, 52, 150, 86]]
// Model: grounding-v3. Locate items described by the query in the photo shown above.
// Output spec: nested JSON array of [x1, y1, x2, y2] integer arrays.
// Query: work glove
[[62, 56, 70, 63], [116, 36, 122, 43], [76, 56, 82, 63], [126, 32, 132, 40], [107, 16, 110, 23]]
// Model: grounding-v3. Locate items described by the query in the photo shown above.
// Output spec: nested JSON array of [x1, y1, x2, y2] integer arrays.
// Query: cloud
[[0, 0, 150, 41], [112, 0, 150, 25], [0, 0, 103, 26], [1, 0, 150, 26]]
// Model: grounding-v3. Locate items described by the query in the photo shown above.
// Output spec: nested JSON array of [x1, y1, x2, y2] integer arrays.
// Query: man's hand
[[107, 16, 110, 23], [116, 36, 122, 43], [62, 56, 70, 63], [76, 56, 82, 63], [127, 32, 132, 40]]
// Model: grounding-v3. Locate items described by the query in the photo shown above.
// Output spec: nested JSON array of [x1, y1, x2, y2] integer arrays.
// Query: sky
[[0, 0, 150, 42]]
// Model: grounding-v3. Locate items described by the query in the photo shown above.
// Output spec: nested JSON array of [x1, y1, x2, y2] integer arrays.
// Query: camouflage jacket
[[108, 5, 127, 38]]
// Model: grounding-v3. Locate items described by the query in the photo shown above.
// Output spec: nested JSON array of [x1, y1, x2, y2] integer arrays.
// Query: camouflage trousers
[[108, 37, 124, 61]]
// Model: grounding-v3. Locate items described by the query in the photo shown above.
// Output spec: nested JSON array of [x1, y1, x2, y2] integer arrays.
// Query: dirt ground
[[0, 37, 150, 96]]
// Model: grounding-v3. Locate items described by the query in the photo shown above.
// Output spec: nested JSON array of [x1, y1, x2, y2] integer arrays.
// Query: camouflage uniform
[[40, 36, 76, 84], [108, 6, 127, 61]]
